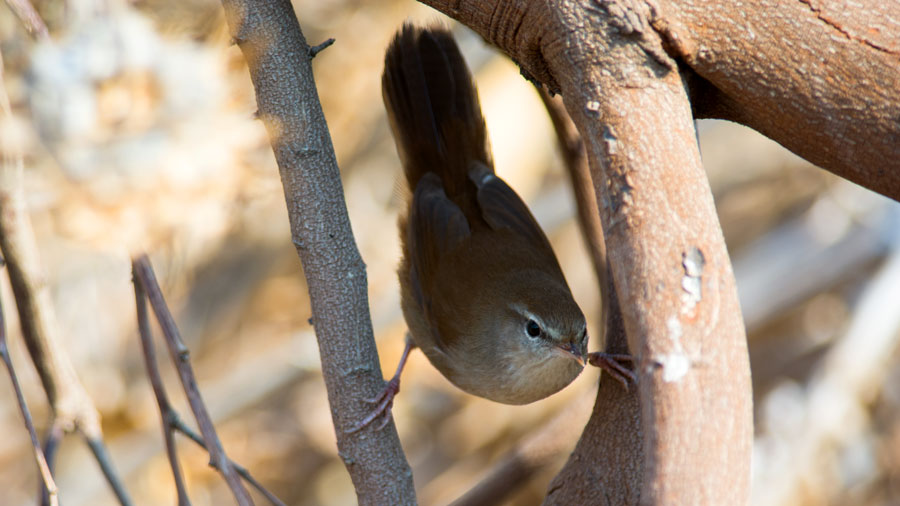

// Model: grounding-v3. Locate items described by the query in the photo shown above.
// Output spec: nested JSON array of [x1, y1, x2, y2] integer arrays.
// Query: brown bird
[[350, 24, 633, 432]]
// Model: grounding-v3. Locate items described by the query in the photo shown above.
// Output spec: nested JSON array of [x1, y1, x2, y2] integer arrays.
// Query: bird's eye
[[525, 319, 542, 338]]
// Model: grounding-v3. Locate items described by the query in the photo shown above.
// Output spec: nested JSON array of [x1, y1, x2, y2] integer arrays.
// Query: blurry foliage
[[0, 1, 898, 505]]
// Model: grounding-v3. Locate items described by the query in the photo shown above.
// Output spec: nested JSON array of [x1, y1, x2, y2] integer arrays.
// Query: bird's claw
[[588, 352, 637, 388], [346, 377, 400, 434]]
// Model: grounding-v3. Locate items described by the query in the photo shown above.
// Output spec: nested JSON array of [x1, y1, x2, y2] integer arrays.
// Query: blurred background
[[0, 0, 898, 505]]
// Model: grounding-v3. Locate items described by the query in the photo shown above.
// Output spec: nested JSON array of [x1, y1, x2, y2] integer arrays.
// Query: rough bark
[[545, 269, 643, 505], [672, 0, 900, 198], [418, 0, 898, 501], [218, 1, 416, 504], [418, 0, 772, 504]]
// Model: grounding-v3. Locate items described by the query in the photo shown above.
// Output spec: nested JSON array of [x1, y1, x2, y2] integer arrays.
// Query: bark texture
[[219, 1, 416, 504], [673, 1, 900, 198], [419, 0, 898, 503]]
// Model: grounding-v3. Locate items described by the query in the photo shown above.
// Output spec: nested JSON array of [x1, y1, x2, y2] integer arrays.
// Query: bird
[[349, 24, 633, 433]]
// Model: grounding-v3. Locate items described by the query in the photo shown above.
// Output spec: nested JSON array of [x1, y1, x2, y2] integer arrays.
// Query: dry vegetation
[[0, 0, 898, 505]]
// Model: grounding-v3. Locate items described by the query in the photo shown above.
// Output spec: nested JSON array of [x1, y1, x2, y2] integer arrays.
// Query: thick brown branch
[[217, 1, 415, 504], [658, 0, 900, 200], [421, 1, 753, 504], [423, 0, 900, 201], [538, 88, 608, 332], [546, 267, 642, 504]]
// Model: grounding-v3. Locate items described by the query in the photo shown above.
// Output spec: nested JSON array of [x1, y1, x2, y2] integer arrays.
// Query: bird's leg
[[346, 335, 416, 433], [587, 352, 637, 388]]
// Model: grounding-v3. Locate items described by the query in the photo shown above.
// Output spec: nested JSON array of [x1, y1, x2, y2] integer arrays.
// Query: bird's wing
[[469, 162, 558, 261], [406, 172, 470, 308]]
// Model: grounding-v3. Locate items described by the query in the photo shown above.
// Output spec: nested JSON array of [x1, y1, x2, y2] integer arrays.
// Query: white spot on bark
[[681, 247, 704, 314], [667, 316, 683, 340], [651, 316, 691, 382], [658, 353, 690, 382]]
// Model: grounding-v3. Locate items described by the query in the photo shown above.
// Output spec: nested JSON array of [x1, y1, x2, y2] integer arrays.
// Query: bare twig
[[308, 38, 335, 58], [218, 1, 415, 503], [133, 272, 191, 506], [132, 258, 286, 506], [168, 415, 286, 506], [3, 0, 49, 40], [0, 265, 58, 506], [85, 436, 136, 505], [132, 255, 252, 505], [0, 48, 131, 506]]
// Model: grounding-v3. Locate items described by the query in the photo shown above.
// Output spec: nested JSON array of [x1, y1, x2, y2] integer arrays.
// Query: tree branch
[[217, 1, 415, 504], [537, 87, 607, 332], [546, 266, 643, 504], [420, 1, 753, 503], [670, 0, 900, 199], [133, 272, 191, 506], [132, 258, 286, 506], [0, 46, 131, 506], [422, 0, 900, 202], [0, 266, 58, 506], [133, 256, 252, 505]]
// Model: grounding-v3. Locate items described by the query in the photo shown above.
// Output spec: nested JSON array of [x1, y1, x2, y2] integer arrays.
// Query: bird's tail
[[382, 24, 492, 198]]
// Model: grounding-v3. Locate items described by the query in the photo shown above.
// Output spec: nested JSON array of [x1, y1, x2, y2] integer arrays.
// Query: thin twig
[[133, 255, 253, 505], [84, 436, 137, 505], [38, 419, 67, 505], [169, 415, 287, 506], [3, 0, 49, 40], [0, 266, 59, 506], [132, 255, 285, 505], [133, 269, 191, 506], [0, 47, 131, 506], [308, 38, 335, 58], [40, 421, 63, 493]]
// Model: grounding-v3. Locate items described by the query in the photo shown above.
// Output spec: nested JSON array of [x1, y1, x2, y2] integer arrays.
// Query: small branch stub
[[309, 38, 335, 58]]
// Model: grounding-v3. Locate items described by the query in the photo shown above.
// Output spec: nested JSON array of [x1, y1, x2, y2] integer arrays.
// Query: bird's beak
[[553, 342, 586, 367]]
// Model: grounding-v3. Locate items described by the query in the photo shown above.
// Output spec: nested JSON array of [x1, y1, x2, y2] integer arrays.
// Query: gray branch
[[217, 0, 416, 504]]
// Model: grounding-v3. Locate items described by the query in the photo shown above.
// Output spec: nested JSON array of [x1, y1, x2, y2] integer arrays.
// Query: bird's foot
[[588, 352, 636, 388], [346, 376, 401, 433]]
